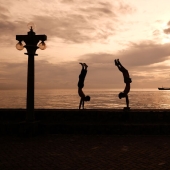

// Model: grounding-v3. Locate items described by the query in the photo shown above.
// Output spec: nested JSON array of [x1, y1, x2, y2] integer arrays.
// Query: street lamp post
[[16, 23, 47, 121]]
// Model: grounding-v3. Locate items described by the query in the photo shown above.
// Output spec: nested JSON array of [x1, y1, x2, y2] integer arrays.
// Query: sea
[[1, 89, 170, 109]]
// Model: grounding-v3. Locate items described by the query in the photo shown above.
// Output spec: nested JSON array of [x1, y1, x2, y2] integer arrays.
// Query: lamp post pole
[[16, 25, 47, 121]]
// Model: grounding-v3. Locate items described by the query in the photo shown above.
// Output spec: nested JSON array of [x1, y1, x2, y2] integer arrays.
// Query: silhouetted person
[[78, 63, 90, 109], [115, 59, 132, 110]]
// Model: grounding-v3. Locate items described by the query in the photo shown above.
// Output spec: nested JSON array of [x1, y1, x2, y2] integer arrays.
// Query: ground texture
[[1, 134, 170, 170]]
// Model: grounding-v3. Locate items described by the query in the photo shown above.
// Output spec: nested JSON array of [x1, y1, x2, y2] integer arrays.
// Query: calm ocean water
[[1, 89, 170, 109]]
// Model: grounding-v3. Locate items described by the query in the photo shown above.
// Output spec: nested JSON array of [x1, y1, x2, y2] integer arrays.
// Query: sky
[[1, 0, 170, 90]]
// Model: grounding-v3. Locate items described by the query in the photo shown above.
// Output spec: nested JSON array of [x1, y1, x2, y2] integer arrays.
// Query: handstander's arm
[[82, 100, 84, 109], [79, 98, 85, 109], [125, 95, 129, 108], [79, 98, 82, 109]]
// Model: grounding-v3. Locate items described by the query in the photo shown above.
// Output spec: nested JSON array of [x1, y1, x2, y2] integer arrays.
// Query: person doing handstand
[[78, 63, 90, 109], [115, 59, 132, 109]]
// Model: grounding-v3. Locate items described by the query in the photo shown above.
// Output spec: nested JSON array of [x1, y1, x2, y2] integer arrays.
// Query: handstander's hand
[[123, 107, 130, 110], [79, 98, 83, 109], [82, 100, 85, 109]]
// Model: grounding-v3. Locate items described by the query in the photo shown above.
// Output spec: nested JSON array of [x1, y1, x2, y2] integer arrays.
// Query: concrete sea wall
[[1, 109, 170, 135]]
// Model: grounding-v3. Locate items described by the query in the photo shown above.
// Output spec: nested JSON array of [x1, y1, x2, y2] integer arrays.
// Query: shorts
[[124, 77, 132, 84]]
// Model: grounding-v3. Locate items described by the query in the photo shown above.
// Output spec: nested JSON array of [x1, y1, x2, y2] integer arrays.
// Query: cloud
[[168, 21, 170, 26], [0, 4, 9, 13], [164, 28, 170, 34], [76, 40, 170, 88], [0, 60, 80, 89], [0, 5, 14, 37], [117, 1, 135, 14], [2, 0, 169, 90], [0, 59, 120, 90], [79, 41, 170, 67], [152, 29, 160, 37], [60, 0, 75, 3], [163, 20, 170, 34], [117, 41, 170, 66], [0, 21, 16, 32], [1, 40, 170, 90], [32, 3, 117, 44], [79, 6, 115, 17], [0, 10, 28, 46], [0, 0, 135, 46], [0, 62, 27, 89]]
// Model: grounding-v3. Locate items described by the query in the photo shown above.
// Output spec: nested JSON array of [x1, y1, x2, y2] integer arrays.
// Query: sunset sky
[[1, 0, 170, 90]]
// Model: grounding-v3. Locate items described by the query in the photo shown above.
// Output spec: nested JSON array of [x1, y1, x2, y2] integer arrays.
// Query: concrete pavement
[[1, 134, 170, 170]]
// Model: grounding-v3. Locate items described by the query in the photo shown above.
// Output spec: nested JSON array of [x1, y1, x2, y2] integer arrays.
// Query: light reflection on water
[[1, 89, 170, 109]]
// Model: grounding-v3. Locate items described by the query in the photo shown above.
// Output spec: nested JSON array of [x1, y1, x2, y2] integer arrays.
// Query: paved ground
[[0, 135, 170, 170]]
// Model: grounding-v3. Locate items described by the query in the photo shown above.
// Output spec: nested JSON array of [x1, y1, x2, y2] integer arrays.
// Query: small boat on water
[[158, 87, 170, 90]]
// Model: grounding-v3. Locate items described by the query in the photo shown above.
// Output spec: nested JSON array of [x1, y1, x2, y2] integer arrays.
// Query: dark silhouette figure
[[115, 59, 132, 110], [78, 63, 90, 109]]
